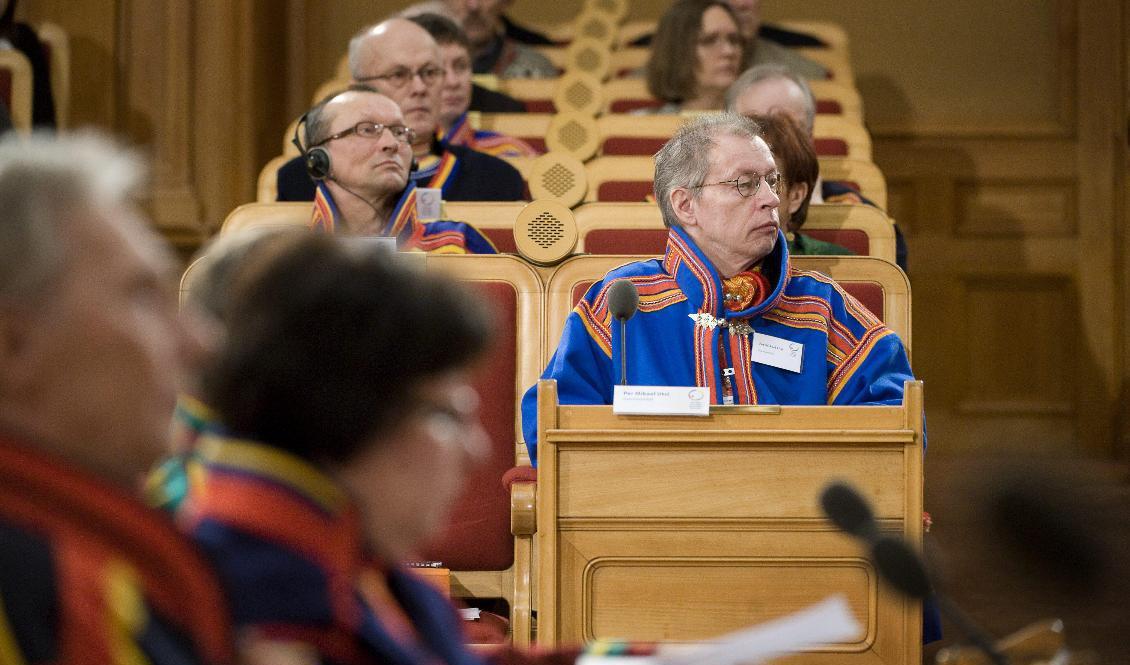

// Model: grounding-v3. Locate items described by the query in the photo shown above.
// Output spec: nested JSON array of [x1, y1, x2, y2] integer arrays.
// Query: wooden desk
[[536, 380, 924, 664]]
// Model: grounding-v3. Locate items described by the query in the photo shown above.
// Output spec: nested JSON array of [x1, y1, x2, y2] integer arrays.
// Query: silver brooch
[[689, 313, 753, 336]]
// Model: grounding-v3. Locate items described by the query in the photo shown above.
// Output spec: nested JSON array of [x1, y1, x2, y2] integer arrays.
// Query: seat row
[[182, 209, 912, 645]]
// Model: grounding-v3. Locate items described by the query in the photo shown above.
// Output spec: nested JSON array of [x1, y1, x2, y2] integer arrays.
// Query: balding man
[[301, 85, 495, 252], [278, 17, 525, 203], [0, 133, 233, 664], [727, 64, 909, 269], [521, 113, 914, 466]]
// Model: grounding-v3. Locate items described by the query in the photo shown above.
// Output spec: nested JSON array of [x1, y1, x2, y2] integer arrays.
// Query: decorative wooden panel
[[955, 181, 1077, 238]]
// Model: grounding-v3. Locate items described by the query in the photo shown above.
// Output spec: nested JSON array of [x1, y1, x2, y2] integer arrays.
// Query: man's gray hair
[[0, 131, 143, 305], [653, 112, 762, 229], [725, 63, 816, 135]]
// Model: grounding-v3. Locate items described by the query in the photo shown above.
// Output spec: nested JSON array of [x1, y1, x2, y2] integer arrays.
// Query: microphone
[[820, 481, 1009, 665], [819, 481, 880, 542], [607, 279, 639, 385]]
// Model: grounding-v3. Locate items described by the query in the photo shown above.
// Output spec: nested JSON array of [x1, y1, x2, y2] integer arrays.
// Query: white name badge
[[613, 385, 711, 416], [415, 187, 443, 220], [751, 332, 804, 373]]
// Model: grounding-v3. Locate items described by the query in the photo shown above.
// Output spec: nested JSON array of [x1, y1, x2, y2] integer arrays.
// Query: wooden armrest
[[510, 481, 536, 537]]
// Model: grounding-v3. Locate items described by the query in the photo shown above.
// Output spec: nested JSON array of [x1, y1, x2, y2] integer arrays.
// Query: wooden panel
[[557, 447, 908, 519], [955, 180, 1077, 237], [761, 1, 1072, 137], [960, 277, 1076, 415], [584, 555, 875, 643]]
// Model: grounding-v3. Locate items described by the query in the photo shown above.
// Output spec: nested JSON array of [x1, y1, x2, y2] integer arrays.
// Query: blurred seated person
[[277, 17, 525, 203], [520, 113, 914, 465], [728, 64, 908, 269], [299, 85, 496, 253], [643, 0, 745, 113], [409, 12, 540, 157], [754, 111, 853, 257], [0, 132, 231, 664], [633, 0, 826, 49], [443, 0, 556, 78], [186, 234, 593, 664], [723, 0, 827, 78], [145, 226, 305, 514], [398, 2, 528, 113]]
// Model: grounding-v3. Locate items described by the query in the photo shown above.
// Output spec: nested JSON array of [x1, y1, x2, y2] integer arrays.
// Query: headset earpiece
[[409, 156, 419, 173], [305, 147, 332, 180]]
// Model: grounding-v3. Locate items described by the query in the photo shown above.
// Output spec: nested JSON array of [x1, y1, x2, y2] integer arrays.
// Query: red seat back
[[596, 181, 653, 202], [421, 281, 518, 570]]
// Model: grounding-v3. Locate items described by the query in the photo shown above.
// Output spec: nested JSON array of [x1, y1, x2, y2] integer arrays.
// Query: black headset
[[292, 112, 333, 181]]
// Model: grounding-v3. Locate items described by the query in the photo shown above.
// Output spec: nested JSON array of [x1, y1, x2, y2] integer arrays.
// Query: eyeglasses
[[311, 122, 417, 148], [696, 32, 744, 49], [357, 65, 445, 89], [695, 172, 781, 197]]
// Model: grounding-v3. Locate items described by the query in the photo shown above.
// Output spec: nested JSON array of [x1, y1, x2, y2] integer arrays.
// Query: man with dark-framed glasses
[[520, 112, 915, 465], [277, 17, 524, 204]]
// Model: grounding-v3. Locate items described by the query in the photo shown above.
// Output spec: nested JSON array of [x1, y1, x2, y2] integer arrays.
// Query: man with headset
[[294, 84, 495, 252], [278, 17, 525, 204]]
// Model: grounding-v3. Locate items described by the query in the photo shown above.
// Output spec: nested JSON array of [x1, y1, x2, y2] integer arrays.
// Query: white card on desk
[[613, 385, 710, 416], [415, 187, 443, 220], [751, 332, 803, 373]]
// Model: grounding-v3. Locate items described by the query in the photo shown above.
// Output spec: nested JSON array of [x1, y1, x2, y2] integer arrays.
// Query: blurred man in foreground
[[0, 132, 232, 664]]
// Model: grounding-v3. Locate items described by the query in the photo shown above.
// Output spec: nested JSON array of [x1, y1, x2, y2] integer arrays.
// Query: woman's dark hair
[[202, 234, 493, 464], [752, 111, 818, 229], [646, 0, 742, 104]]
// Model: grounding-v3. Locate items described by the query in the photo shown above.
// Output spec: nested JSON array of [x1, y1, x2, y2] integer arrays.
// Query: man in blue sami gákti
[[520, 112, 914, 466]]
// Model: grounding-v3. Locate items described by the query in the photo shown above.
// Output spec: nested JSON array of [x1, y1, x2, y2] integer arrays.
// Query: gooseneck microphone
[[607, 279, 639, 386], [819, 481, 880, 542], [819, 481, 1010, 665]]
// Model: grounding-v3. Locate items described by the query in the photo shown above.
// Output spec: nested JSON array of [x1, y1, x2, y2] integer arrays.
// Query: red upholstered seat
[[815, 99, 842, 114], [522, 100, 554, 113], [516, 137, 547, 153], [842, 282, 883, 320], [421, 281, 518, 571], [596, 181, 653, 202], [480, 228, 518, 253], [609, 98, 663, 113], [584, 228, 667, 255], [802, 228, 869, 255], [813, 137, 849, 156], [601, 136, 666, 155]]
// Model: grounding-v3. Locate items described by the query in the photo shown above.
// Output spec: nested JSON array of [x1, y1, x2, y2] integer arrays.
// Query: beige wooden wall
[[16, 1, 1129, 458]]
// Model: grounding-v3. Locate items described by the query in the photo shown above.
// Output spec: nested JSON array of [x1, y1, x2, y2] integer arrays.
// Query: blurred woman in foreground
[[182, 235, 517, 663]]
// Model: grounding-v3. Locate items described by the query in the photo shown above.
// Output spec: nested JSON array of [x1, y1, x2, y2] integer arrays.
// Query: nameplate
[[415, 187, 443, 220], [613, 385, 710, 416], [751, 332, 803, 373]]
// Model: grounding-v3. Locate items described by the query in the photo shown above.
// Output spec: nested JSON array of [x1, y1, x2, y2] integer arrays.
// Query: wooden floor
[[921, 455, 1130, 663]]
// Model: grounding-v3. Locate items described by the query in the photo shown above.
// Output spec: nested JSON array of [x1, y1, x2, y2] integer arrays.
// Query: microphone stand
[[619, 316, 628, 385]]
